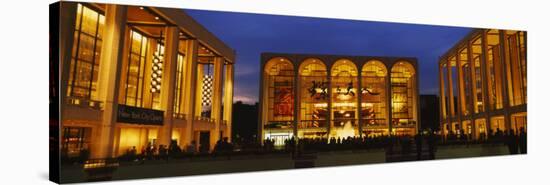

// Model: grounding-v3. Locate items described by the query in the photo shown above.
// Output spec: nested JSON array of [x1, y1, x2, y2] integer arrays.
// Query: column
[[446, 57, 455, 134], [499, 30, 512, 131], [438, 63, 447, 137], [182, 39, 199, 147], [94, 4, 127, 158], [386, 62, 392, 136], [210, 57, 224, 149], [293, 62, 299, 140], [457, 53, 465, 117], [59, 2, 77, 111], [223, 64, 234, 141], [357, 64, 363, 138], [481, 31, 492, 133], [158, 26, 180, 146], [467, 41, 478, 139], [327, 68, 333, 138]]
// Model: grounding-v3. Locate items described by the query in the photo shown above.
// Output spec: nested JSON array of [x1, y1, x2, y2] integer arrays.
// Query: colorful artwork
[[274, 87, 294, 116]]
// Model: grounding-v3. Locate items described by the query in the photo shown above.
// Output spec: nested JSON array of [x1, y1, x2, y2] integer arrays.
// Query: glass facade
[[67, 4, 105, 101], [391, 62, 417, 135], [439, 29, 527, 140], [361, 60, 387, 136], [261, 54, 418, 141], [298, 58, 328, 137]]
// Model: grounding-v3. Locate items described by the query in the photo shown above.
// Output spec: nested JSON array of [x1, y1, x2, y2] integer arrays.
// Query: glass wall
[[471, 36, 485, 113], [505, 31, 527, 106], [486, 29, 504, 110], [298, 58, 328, 138], [264, 57, 295, 129], [196, 57, 214, 119], [511, 112, 527, 133], [331, 59, 358, 138], [449, 56, 458, 116], [361, 60, 388, 136], [172, 39, 187, 118], [123, 30, 149, 107], [459, 47, 472, 115], [67, 4, 105, 101], [391, 61, 416, 135]]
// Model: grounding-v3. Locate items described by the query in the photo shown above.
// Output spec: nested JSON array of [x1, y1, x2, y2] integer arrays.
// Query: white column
[[210, 57, 224, 149], [94, 4, 127, 158], [182, 39, 199, 147], [158, 26, 180, 146], [223, 64, 234, 141]]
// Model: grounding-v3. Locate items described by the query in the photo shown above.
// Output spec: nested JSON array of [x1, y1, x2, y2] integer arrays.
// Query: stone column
[[157, 26, 180, 146], [499, 30, 512, 131], [481, 31, 492, 133], [182, 39, 199, 147], [438, 63, 447, 137], [59, 2, 77, 111], [223, 64, 234, 141], [210, 57, 224, 149], [94, 4, 127, 158], [357, 64, 363, 138], [386, 62, 392, 136]]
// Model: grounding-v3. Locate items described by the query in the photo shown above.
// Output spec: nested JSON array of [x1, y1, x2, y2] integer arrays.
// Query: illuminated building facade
[[439, 29, 527, 140], [57, 2, 235, 159], [259, 53, 419, 144]]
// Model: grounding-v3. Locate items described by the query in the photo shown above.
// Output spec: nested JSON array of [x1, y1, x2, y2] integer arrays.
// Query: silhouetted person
[[518, 127, 527, 154], [506, 130, 518, 154], [79, 147, 90, 164]]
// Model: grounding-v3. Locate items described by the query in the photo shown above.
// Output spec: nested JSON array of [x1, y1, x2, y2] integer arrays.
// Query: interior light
[[155, 16, 159, 20], [139, 7, 144, 10]]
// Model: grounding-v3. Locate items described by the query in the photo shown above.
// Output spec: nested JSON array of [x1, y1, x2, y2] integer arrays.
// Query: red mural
[[274, 87, 294, 116]]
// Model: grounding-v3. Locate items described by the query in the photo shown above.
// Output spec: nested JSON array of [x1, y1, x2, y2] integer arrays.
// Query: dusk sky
[[185, 9, 472, 104]]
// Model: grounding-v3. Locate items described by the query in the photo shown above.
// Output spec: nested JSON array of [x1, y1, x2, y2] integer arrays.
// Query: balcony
[[65, 96, 103, 110], [63, 96, 103, 122], [172, 113, 187, 120]]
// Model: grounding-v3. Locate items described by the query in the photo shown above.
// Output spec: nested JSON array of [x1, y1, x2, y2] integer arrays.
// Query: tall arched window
[[331, 59, 358, 138], [263, 57, 295, 130], [391, 61, 417, 135], [361, 60, 388, 136], [298, 58, 328, 138]]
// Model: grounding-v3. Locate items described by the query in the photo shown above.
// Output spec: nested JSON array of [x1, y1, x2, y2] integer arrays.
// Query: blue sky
[[185, 9, 472, 104]]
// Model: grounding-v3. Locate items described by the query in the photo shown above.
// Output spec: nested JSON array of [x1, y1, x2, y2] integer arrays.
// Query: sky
[[185, 9, 472, 104]]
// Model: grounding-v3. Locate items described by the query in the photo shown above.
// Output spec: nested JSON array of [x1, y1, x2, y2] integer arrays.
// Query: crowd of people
[[443, 127, 527, 154], [64, 128, 526, 164]]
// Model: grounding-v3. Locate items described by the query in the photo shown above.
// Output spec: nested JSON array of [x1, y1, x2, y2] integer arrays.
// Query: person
[[129, 146, 137, 161], [506, 130, 518, 154], [518, 127, 527, 154]]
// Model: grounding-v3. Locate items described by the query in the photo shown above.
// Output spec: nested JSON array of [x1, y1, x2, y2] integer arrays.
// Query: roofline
[[151, 7, 236, 63]]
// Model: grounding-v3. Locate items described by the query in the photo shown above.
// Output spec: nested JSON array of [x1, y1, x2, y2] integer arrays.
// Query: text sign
[[117, 104, 164, 125]]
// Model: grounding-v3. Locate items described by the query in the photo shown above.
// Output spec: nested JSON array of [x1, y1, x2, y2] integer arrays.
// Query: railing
[[173, 113, 187, 120], [65, 96, 103, 110], [194, 116, 215, 123], [298, 120, 327, 129], [332, 119, 357, 127], [361, 118, 387, 128]]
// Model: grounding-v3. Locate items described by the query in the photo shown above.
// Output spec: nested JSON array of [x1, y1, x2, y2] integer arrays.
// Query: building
[[420, 95, 440, 131], [259, 53, 419, 145], [438, 29, 527, 140], [55, 2, 235, 159]]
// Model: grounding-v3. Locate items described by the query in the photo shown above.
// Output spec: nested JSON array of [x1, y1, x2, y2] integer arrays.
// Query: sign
[[117, 104, 164, 125]]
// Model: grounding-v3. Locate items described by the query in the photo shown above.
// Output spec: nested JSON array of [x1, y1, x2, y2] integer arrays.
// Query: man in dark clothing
[[414, 133, 423, 160]]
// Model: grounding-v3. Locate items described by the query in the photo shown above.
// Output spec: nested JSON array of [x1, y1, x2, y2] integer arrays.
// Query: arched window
[[298, 58, 328, 137], [361, 60, 388, 136], [391, 61, 417, 135], [263, 57, 295, 129], [330, 59, 358, 138]]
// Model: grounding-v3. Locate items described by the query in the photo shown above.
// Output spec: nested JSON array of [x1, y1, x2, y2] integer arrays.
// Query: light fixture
[[150, 32, 164, 93], [202, 64, 214, 106], [139, 7, 144, 10], [155, 16, 159, 20]]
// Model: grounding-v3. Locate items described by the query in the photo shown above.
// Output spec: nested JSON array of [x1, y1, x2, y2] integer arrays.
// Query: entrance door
[[199, 131, 210, 153]]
